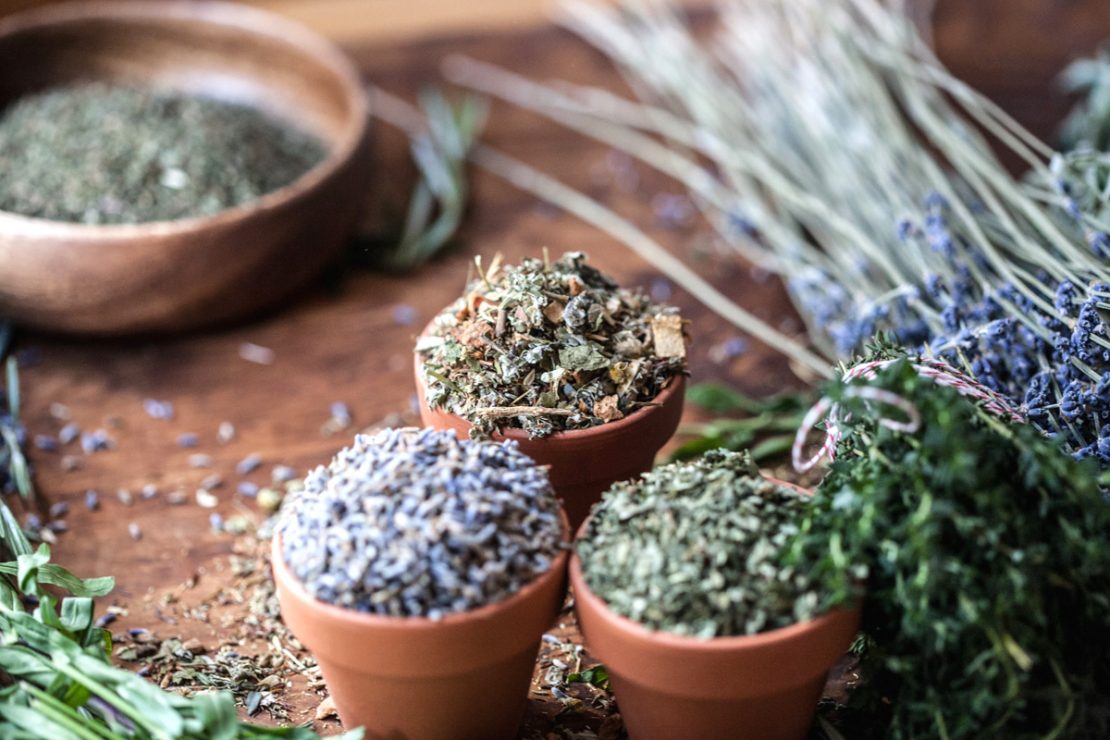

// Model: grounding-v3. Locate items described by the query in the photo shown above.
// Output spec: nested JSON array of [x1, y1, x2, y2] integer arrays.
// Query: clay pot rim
[[0, 0, 369, 237], [570, 479, 858, 652], [413, 342, 688, 443], [271, 513, 571, 631]]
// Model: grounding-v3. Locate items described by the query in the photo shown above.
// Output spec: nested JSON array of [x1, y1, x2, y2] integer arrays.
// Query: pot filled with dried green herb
[[272, 427, 568, 739], [569, 450, 861, 740], [414, 251, 687, 528]]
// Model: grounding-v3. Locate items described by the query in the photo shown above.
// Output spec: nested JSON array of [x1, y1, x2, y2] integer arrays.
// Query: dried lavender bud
[[48, 501, 68, 518], [200, 474, 223, 491], [34, 434, 58, 452], [209, 513, 224, 532], [58, 422, 80, 445], [279, 427, 564, 618], [176, 432, 199, 449], [239, 343, 275, 365], [270, 465, 296, 484], [236, 453, 262, 476], [84, 489, 100, 511], [196, 490, 219, 509], [166, 491, 188, 506], [416, 252, 687, 439], [49, 403, 70, 421], [188, 454, 212, 469], [577, 449, 821, 638], [143, 399, 175, 421], [140, 484, 158, 500], [237, 481, 259, 498], [128, 522, 142, 541], [80, 429, 113, 454], [116, 489, 133, 507], [217, 421, 236, 444]]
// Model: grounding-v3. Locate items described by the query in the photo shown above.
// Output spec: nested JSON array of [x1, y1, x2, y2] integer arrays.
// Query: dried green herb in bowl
[[416, 251, 687, 439], [0, 82, 327, 224], [576, 449, 824, 638]]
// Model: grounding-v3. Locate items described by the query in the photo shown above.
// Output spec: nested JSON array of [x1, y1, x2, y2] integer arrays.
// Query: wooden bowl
[[0, 1, 372, 334]]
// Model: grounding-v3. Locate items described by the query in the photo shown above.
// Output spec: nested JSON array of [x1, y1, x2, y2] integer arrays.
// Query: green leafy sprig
[[789, 360, 1110, 739]]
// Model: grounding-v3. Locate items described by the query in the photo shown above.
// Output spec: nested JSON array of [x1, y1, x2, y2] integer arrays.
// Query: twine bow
[[792, 358, 1027, 473]]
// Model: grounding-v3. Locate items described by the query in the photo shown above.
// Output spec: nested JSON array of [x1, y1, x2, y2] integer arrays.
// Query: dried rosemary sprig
[[417, 251, 686, 438]]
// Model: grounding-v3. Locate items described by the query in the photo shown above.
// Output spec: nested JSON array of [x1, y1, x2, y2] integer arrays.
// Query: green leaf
[[566, 665, 610, 691], [0, 562, 114, 598], [558, 344, 609, 371]]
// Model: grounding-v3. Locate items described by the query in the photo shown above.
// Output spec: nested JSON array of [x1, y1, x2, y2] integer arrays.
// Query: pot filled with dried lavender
[[272, 427, 568, 739], [415, 251, 687, 528], [570, 450, 861, 740]]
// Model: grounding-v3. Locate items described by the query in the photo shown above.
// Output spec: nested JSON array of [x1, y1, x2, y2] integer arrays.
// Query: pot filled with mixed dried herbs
[[414, 251, 687, 528], [272, 427, 568, 739], [569, 450, 860, 740]]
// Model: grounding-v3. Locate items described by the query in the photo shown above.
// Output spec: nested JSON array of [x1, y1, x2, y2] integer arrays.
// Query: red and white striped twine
[[792, 358, 1027, 474]]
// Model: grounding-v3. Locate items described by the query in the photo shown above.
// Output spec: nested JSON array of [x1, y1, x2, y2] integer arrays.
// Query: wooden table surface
[[8, 0, 1110, 736]]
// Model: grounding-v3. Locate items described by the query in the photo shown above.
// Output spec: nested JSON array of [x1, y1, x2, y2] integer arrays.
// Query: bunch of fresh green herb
[[0, 333, 359, 739], [670, 382, 812, 463], [788, 360, 1110, 739], [577, 449, 826, 637], [417, 251, 686, 438]]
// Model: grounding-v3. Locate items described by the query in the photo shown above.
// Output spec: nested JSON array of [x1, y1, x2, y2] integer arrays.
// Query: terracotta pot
[[414, 352, 686, 530], [570, 512, 862, 740], [272, 528, 569, 739]]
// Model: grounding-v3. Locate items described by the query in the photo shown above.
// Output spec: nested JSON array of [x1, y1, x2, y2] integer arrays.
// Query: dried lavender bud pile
[[417, 251, 686, 438], [0, 82, 326, 224], [278, 428, 563, 619], [577, 450, 821, 638]]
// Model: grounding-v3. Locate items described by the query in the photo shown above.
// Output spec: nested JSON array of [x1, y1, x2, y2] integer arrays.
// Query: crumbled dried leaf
[[651, 314, 686, 359]]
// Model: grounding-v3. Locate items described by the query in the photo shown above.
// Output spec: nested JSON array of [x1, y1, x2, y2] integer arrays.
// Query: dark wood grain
[[7, 1, 1109, 735]]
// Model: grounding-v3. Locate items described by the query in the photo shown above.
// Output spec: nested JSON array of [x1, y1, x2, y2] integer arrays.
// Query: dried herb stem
[[471, 406, 576, 418]]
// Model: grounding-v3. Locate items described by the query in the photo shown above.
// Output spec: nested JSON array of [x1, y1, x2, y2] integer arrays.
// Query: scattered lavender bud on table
[[47, 520, 67, 533], [176, 432, 199, 449], [209, 513, 224, 532], [61, 455, 80, 472], [391, 304, 418, 326], [140, 484, 158, 500], [217, 421, 236, 444], [166, 490, 188, 506], [236, 453, 262, 476], [80, 429, 114, 454], [239, 342, 275, 365], [48, 501, 68, 518], [84, 489, 100, 511], [200, 474, 223, 491], [142, 398, 175, 421], [127, 522, 142, 541], [49, 403, 71, 421], [116, 489, 133, 506], [196, 490, 219, 508], [237, 481, 259, 497], [34, 434, 58, 452], [188, 453, 212, 469], [271, 465, 296, 484], [278, 427, 564, 617], [58, 422, 80, 445]]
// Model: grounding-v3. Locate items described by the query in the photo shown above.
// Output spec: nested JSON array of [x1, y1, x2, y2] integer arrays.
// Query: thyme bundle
[[417, 251, 686, 438], [789, 360, 1110, 739]]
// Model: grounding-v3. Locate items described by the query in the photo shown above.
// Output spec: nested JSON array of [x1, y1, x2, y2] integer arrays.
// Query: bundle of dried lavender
[[417, 252, 686, 438]]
